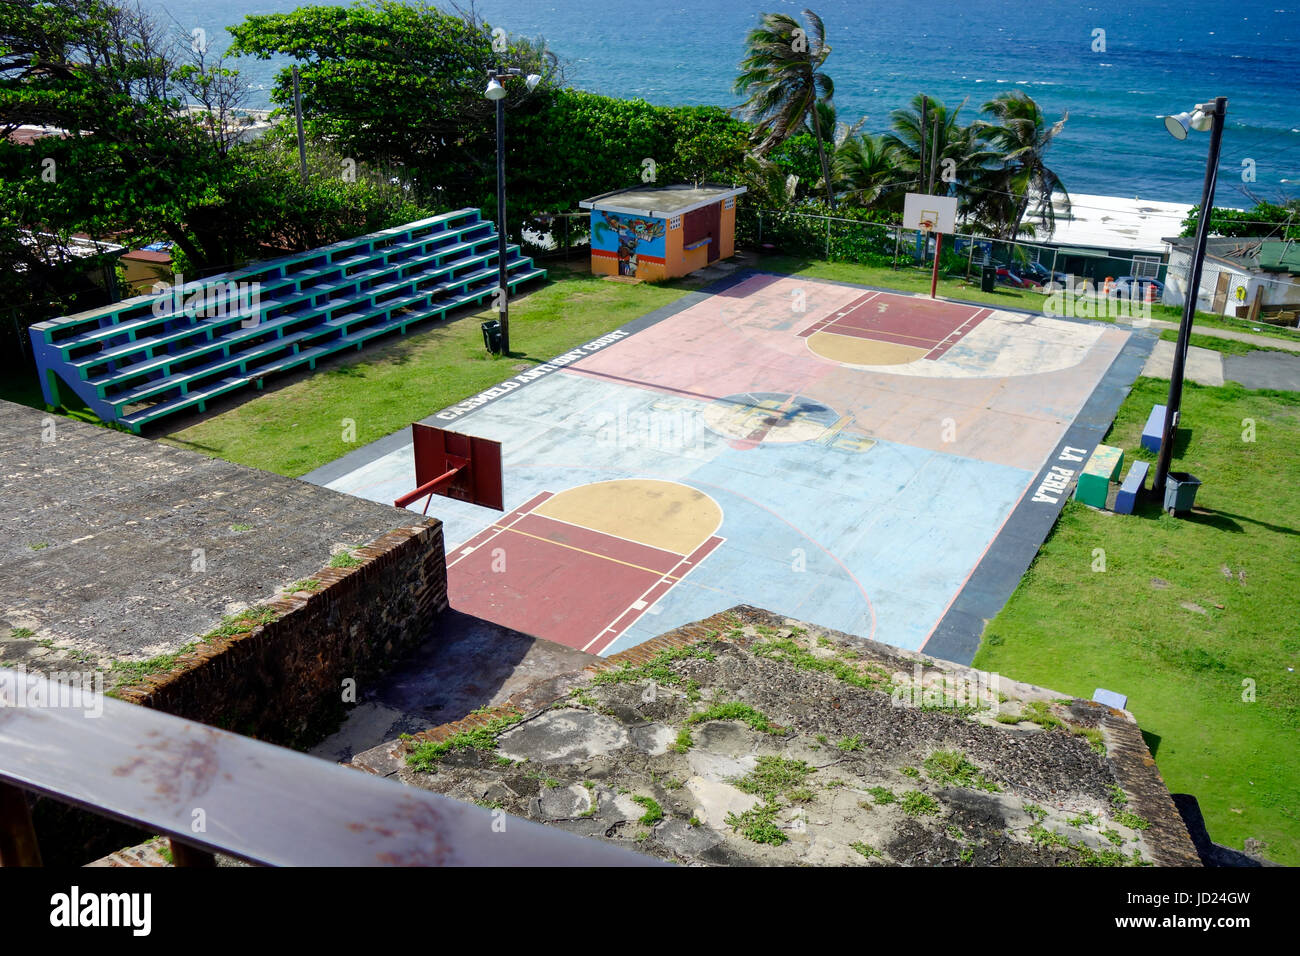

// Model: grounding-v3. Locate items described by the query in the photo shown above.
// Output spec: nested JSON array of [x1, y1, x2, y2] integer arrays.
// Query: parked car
[[995, 265, 1040, 288], [1019, 261, 1069, 286], [1111, 276, 1165, 299]]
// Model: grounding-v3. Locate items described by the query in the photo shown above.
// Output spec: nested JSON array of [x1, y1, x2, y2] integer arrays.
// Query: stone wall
[[113, 521, 448, 748]]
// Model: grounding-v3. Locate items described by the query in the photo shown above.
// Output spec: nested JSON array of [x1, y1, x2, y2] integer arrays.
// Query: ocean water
[[144, 0, 1299, 207]]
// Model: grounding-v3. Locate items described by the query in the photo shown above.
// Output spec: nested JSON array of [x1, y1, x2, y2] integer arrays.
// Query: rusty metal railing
[[0, 666, 657, 867]]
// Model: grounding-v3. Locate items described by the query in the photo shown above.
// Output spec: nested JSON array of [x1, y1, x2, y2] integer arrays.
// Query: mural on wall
[[592, 212, 667, 277]]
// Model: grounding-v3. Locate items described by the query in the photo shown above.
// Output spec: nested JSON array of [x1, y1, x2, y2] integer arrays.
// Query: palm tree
[[733, 9, 837, 208], [972, 91, 1069, 241], [807, 99, 865, 150], [833, 134, 901, 210], [884, 94, 981, 197], [739, 152, 802, 208]]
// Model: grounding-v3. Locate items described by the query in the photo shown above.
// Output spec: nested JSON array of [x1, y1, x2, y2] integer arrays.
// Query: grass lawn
[[973, 377, 1300, 864], [154, 268, 693, 477]]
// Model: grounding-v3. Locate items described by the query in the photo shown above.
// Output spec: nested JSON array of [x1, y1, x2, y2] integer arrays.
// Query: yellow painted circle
[[534, 479, 722, 556], [807, 330, 928, 367]]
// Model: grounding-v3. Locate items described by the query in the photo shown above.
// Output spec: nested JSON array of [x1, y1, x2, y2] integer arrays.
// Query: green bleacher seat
[[30, 210, 543, 431]]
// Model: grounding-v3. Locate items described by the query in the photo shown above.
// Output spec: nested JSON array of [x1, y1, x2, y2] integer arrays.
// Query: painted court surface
[[326, 274, 1129, 656]]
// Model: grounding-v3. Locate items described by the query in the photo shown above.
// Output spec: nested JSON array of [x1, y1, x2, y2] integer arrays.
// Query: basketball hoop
[[394, 423, 504, 513], [918, 218, 935, 234]]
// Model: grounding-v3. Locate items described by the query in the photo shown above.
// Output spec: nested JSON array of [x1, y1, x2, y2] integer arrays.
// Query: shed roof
[[581, 183, 747, 219], [1259, 240, 1300, 275]]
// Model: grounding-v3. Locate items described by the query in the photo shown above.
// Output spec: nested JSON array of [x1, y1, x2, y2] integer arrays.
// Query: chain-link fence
[[739, 205, 1173, 287], [1166, 256, 1300, 327]]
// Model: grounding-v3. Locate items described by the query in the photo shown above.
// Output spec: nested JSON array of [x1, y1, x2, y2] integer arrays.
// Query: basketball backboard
[[903, 193, 958, 233], [394, 423, 503, 512]]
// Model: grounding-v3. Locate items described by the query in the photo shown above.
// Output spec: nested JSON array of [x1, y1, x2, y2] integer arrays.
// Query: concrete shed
[[580, 183, 746, 281]]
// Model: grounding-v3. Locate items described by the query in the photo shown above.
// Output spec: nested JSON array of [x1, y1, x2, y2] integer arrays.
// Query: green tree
[[663, 105, 749, 187], [1179, 199, 1300, 239], [833, 133, 902, 211], [971, 90, 1070, 241], [0, 0, 253, 272], [883, 93, 983, 200], [739, 152, 800, 209], [734, 8, 837, 209], [228, 0, 559, 214]]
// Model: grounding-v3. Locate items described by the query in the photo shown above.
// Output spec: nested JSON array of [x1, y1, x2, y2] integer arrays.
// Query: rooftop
[[1046, 191, 1196, 253], [1162, 235, 1300, 275], [580, 183, 747, 218]]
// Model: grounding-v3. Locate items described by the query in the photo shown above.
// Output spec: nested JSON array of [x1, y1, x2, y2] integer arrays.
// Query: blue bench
[[1114, 460, 1150, 515], [1141, 404, 1167, 452]]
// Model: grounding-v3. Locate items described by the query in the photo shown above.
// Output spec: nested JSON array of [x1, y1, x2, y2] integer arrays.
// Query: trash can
[[1163, 472, 1201, 515], [981, 265, 997, 293], [481, 320, 502, 354]]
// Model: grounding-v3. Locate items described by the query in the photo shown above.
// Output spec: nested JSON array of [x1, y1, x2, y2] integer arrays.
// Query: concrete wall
[[720, 197, 737, 259], [113, 521, 449, 748], [590, 210, 668, 281]]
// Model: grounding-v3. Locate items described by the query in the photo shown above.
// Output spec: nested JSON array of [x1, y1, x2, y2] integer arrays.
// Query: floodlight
[[1163, 112, 1191, 140]]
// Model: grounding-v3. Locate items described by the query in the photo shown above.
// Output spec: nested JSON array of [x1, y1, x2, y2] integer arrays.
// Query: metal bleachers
[[28, 210, 546, 432]]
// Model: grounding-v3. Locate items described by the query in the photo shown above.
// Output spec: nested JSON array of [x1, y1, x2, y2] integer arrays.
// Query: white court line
[[581, 536, 726, 655]]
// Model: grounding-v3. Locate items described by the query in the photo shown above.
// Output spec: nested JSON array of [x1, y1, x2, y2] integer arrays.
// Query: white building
[[1162, 236, 1300, 324]]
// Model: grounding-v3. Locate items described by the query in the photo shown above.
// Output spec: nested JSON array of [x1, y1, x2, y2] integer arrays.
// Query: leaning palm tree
[[972, 91, 1070, 241], [733, 9, 837, 208], [833, 133, 902, 210]]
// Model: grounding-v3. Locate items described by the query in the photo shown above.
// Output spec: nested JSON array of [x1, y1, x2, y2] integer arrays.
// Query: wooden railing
[[0, 666, 655, 867]]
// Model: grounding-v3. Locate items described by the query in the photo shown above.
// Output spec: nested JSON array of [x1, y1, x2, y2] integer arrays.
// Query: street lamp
[[484, 67, 542, 355], [1152, 96, 1227, 497]]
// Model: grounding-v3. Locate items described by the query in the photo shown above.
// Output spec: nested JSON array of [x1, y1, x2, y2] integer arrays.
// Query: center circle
[[702, 392, 840, 445]]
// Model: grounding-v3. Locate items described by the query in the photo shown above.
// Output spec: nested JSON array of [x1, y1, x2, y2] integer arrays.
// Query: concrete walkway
[[1147, 318, 1300, 353], [1141, 340, 1226, 386], [1141, 336, 1300, 390]]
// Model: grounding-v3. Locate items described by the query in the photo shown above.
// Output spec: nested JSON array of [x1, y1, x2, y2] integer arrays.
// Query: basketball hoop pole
[[393, 458, 468, 513], [930, 231, 942, 299]]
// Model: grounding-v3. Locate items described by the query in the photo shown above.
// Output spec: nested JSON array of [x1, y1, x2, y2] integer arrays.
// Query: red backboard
[[394, 423, 503, 512]]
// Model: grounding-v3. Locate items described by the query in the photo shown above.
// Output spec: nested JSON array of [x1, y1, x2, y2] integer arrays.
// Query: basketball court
[[316, 271, 1137, 659]]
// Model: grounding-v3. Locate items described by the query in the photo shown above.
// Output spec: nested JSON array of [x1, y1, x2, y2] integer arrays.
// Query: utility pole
[[292, 65, 307, 183], [928, 112, 940, 194], [918, 96, 927, 194], [494, 75, 510, 355]]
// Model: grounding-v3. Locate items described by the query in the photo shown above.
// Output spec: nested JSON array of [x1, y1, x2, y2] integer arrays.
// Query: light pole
[[484, 67, 541, 356], [1152, 96, 1227, 496]]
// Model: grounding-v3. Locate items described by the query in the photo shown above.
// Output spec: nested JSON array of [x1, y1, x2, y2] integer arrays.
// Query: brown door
[[1211, 271, 1230, 314], [682, 203, 724, 263], [704, 201, 721, 262]]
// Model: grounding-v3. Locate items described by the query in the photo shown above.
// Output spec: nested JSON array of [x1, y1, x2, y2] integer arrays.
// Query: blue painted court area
[[326, 369, 1029, 654]]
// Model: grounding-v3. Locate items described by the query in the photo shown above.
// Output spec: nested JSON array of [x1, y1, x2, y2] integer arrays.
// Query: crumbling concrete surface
[[354, 607, 1200, 867]]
